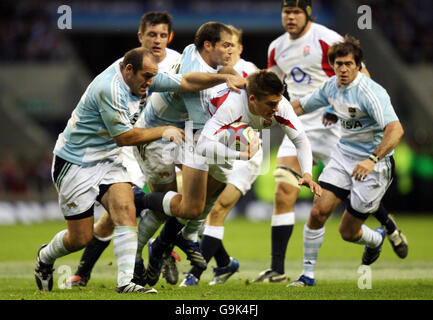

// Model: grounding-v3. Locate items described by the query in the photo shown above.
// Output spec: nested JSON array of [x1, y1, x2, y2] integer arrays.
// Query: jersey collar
[[114, 58, 132, 93], [337, 71, 363, 90]]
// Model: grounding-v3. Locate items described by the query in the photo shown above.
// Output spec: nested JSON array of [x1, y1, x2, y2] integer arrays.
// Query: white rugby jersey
[[158, 48, 181, 72], [144, 44, 222, 130], [301, 72, 399, 159], [54, 59, 182, 166], [208, 58, 258, 116], [199, 89, 312, 175], [268, 23, 343, 129], [233, 58, 259, 79]]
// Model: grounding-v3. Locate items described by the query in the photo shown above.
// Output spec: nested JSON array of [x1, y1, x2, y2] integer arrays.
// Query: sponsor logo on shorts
[[66, 202, 77, 208], [365, 201, 373, 208], [159, 172, 171, 178]]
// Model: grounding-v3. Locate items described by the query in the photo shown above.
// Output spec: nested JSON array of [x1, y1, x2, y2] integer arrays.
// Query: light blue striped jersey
[[143, 44, 220, 130], [300, 72, 399, 159], [54, 59, 182, 166]]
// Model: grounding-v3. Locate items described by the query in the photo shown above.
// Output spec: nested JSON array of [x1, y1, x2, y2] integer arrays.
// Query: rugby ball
[[214, 121, 257, 152]]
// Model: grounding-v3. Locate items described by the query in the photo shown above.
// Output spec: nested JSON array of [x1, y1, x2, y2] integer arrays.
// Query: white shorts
[[52, 156, 131, 219], [208, 147, 263, 195], [133, 139, 178, 185], [277, 109, 340, 166], [180, 140, 209, 172], [121, 146, 146, 189], [319, 147, 394, 215]]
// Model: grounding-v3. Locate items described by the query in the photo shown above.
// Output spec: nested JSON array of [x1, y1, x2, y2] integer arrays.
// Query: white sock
[[303, 224, 325, 279], [136, 210, 164, 260], [93, 223, 113, 242], [203, 225, 224, 240], [113, 226, 137, 287], [356, 225, 383, 248], [271, 212, 295, 226], [162, 191, 178, 216], [39, 229, 70, 264]]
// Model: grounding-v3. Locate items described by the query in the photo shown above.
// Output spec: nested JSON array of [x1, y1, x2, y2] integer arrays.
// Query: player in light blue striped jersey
[[287, 35, 405, 287]]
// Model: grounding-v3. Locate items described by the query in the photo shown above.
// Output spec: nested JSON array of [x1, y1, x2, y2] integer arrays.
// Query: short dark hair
[[139, 11, 173, 34], [246, 70, 285, 100], [122, 47, 156, 74], [328, 34, 363, 66], [194, 22, 232, 51]]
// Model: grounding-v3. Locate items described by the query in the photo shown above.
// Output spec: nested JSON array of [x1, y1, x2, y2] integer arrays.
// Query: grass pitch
[[1, 214, 432, 301]]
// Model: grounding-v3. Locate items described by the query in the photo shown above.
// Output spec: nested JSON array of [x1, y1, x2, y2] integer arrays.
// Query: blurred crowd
[[0, 151, 54, 199], [0, 0, 66, 61], [0, 0, 431, 64], [361, 0, 433, 64]]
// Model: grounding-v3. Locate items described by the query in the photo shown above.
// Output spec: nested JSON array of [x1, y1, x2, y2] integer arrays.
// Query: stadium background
[[0, 0, 432, 225]]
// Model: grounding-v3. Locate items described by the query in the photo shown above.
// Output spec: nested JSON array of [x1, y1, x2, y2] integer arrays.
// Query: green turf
[[1, 214, 432, 300]]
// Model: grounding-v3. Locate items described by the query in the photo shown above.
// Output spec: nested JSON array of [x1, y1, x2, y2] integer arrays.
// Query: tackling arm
[[290, 100, 306, 116], [179, 73, 245, 93], [114, 126, 185, 146], [218, 66, 240, 76]]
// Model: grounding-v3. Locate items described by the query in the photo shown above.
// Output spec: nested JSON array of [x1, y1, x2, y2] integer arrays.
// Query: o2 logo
[[290, 67, 312, 85]]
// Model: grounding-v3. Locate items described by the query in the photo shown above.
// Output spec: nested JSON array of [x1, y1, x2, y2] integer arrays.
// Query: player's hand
[[225, 74, 246, 94], [298, 173, 322, 197], [322, 112, 338, 127], [239, 132, 260, 160], [162, 126, 185, 145], [351, 159, 375, 181]]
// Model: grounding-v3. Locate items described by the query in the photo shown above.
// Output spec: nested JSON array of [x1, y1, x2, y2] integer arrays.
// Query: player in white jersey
[[255, 0, 407, 283], [34, 44, 246, 294], [66, 12, 183, 288], [196, 70, 322, 218], [287, 35, 405, 287], [144, 70, 322, 288]]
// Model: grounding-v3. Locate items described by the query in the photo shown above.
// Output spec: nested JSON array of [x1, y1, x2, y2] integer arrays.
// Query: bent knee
[[310, 206, 330, 225], [274, 183, 298, 210], [110, 202, 136, 225], [184, 205, 205, 219], [339, 227, 358, 242]]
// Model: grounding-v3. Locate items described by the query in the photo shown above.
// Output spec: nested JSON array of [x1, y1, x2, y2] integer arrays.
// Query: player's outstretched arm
[[114, 126, 185, 146], [290, 100, 305, 116], [179, 73, 245, 93], [218, 66, 240, 76]]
